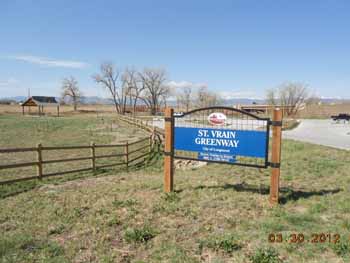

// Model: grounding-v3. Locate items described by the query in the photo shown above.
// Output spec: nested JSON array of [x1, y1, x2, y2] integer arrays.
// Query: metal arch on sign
[[174, 106, 270, 121]]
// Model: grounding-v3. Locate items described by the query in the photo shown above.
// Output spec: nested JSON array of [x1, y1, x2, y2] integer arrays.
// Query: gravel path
[[283, 119, 350, 150]]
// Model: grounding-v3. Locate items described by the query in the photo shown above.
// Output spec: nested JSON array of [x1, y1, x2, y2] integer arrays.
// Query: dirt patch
[[291, 205, 308, 214], [39, 174, 126, 192], [174, 159, 207, 170]]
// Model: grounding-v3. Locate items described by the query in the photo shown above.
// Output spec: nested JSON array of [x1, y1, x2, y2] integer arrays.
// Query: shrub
[[48, 224, 65, 235], [199, 234, 242, 254], [250, 247, 282, 263], [124, 225, 156, 244], [107, 216, 121, 227], [44, 241, 65, 257], [332, 240, 350, 258], [161, 192, 180, 203], [112, 198, 138, 208]]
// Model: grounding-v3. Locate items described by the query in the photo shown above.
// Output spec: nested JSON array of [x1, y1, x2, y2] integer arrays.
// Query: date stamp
[[268, 233, 341, 244]]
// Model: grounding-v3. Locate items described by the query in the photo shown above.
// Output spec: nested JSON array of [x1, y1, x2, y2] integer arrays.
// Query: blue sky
[[0, 0, 349, 99]]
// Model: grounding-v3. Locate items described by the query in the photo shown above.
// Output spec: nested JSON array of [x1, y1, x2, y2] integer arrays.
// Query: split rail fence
[[117, 114, 165, 137], [117, 114, 165, 153], [0, 136, 154, 185]]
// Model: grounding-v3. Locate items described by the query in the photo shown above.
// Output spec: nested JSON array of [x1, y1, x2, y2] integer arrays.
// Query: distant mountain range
[[0, 96, 348, 105], [221, 98, 266, 105], [0, 96, 115, 104], [0, 96, 27, 102]]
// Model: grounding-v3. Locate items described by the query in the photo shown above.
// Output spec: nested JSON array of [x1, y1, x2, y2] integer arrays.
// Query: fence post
[[164, 108, 174, 192], [152, 127, 156, 152], [269, 108, 283, 205], [37, 143, 43, 180], [125, 141, 129, 172], [149, 134, 152, 153], [91, 142, 96, 172]]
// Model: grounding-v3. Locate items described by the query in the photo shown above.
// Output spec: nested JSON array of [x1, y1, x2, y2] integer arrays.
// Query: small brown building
[[21, 96, 60, 116], [235, 104, 294, 116]]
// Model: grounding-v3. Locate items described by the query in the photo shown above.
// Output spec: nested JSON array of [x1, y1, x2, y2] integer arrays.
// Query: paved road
[[151, 118, 164, 130], [283, 119, 350, 150], [151, 118, 350, 151]]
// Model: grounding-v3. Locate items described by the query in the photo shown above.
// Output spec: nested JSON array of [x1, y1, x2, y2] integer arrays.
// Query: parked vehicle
[[174, 112, 184, 116], [331, 113, 350, 122]]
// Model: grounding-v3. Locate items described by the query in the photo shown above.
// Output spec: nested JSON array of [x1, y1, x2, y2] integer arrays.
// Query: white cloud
[[217, 90, 261, 100], [166, 81, 262, 100], [0, 78, 19, 88], [10, 55, 89, 69], [167, 80, 208, 90]]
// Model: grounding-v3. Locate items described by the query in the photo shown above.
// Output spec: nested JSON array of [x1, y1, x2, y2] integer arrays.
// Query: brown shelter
[[21, 96, 60, 116]]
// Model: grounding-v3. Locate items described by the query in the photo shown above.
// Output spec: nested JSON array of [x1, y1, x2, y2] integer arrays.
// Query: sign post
[[269, 108, 283, 205], [164, 108, 174, 192]]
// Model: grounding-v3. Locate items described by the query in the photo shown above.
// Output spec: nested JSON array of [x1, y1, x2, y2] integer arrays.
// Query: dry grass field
[[0, 109, 350, 262], [0, 104, 117, 116], [296, 103, 350, 119], [2, 102, 350, 119]]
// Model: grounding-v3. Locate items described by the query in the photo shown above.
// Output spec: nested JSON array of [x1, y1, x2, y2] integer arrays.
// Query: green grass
[[0, 234, 67, 262], [0, 115, 350, 262]]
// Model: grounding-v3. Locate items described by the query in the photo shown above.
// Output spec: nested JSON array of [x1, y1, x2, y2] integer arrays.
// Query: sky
[[0, 0, 350, 99]]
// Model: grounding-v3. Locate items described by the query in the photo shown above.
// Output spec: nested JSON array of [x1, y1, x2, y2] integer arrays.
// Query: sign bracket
[[268, 162, 281, 168], [269, 120, 283, 127]]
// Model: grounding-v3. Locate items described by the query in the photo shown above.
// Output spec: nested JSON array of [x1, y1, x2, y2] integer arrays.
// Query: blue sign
[[174, 127, 268, 163]]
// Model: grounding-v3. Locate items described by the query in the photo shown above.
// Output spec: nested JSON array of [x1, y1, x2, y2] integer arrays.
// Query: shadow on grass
[[195, 183, 341, 204], [0, 149, 162, 200]]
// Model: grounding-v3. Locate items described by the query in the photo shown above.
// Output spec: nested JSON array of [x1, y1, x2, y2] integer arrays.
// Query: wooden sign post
[[164, 108, 174, 192], [269, 108, 283, 205]]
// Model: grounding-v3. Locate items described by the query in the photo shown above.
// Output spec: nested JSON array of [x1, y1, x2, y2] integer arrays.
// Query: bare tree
[[61, 76, 81, 111], [176, 86, 192, 111], [196, 86, 221, 108], [280, 82, 309, 115], [306, 95, 321, 105], [266, 82, 309, 116], [92, 62, 128, 114], [160, 94, 168, 108], [138, 68, 169, 115], [122, 68, 144, 114], [266, 88, 276, 106], [196, 86, 207, 108], [206, 93, 221, 107]]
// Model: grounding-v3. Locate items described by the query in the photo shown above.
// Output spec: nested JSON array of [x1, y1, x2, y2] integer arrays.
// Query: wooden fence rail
[[0, 135, 156, 185], [117, 114, 165, 137], [117, 115, 165, 156]]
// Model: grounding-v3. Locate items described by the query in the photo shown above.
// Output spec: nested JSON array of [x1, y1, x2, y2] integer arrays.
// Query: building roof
[[32, 96, 58, 103], [22, 96, 59, 106]]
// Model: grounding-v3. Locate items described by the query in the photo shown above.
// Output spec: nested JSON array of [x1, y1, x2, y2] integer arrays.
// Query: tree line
[[61, 62, 223, 115], [61, 62, 313, 116], [266, 82, 315, 116]]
